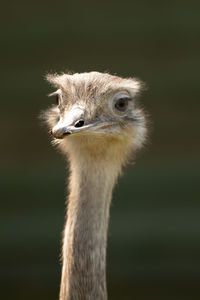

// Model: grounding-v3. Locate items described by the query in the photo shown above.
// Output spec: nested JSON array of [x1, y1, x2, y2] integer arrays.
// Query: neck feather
[[59, 154, 122, 300]]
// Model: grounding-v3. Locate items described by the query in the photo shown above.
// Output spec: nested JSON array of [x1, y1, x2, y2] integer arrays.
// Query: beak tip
[[51, 127, 72, 139]]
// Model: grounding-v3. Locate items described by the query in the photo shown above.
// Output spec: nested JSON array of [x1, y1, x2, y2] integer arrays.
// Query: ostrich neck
[[60, 155, 120, 300]]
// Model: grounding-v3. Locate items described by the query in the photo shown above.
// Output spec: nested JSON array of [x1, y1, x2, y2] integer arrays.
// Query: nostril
[[74, 120, 85, 128]]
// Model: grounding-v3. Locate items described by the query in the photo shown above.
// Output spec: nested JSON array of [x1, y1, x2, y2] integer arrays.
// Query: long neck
[[59, 156, 120, 300]]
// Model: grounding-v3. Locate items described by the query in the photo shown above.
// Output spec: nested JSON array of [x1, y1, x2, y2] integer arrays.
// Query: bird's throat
[[59, 156, 121, 300]]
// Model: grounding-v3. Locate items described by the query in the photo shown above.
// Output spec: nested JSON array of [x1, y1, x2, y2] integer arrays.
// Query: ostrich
[[43, 71, 147, 300]]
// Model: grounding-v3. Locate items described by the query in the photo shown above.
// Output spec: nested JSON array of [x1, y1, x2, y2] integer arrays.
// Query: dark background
[[1, 1, 200, 299]]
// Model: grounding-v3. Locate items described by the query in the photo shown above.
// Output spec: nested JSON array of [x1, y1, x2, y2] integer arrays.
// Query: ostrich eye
[[114, 96, 129, 112], [56, 94, 60, 106]]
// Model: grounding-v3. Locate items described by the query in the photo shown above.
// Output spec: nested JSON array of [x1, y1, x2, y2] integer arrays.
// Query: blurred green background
[[1, 0, 200, 299]]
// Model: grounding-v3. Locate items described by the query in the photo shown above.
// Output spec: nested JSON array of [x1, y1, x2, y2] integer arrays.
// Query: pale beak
[[51, 106, 86, 139], [51, 106, 118, 139]]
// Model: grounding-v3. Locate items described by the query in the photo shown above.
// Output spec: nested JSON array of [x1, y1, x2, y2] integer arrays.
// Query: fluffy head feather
[[42, 71, 147, 166]]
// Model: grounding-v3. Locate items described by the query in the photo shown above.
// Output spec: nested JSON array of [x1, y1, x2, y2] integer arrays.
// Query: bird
[[42, 71, 147, 300]]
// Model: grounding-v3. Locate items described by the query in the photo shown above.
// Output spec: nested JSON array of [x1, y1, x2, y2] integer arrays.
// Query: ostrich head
[[44, 71, 147, 167]]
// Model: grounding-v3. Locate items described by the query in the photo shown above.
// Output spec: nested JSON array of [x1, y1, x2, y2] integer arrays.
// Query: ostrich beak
[[51, 106, 118, 139], [51, 106, 87, 139]]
